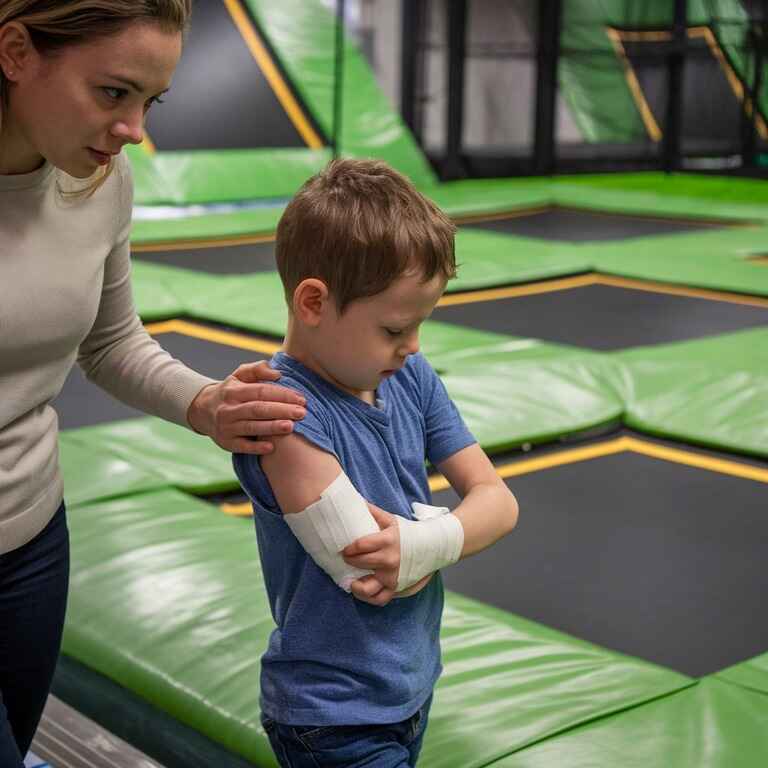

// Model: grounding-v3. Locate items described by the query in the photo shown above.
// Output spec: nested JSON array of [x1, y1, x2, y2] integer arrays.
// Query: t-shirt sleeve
[[233, 378, 339, 510], [414, 354, 476, 466]]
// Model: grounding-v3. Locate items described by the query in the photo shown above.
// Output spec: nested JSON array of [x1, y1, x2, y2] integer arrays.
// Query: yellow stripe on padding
[[145, 319, 281, 355], [223, 0, 324, 149]]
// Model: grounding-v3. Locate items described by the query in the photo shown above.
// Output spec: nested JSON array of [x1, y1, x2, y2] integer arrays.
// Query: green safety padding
[[715, 652, 768, 697], [609, 328, 768, 459], [489, 678, 768, 768], [63, 489, 274, 766], [131, 261, 198, 320], [558, 2, 673, 144], [591, 225, 768, 297], [131, 208, 284, 245], [184, 271, 288, 336], [424, 178, 553, 219], [451, 230, 591, 291], [129, 172, 767, 260], [429, 337, 624, 452], [66, 419, 238, 495], [63, 489, 690, 768], [59, 432, 169, 507], [127, 147, 330, 206], [420, 592, 690, 768], [552, 174, 768, 223], [128, 0, 433, 205], [242, 0, 435, 189], [558, 1, 765, 149]]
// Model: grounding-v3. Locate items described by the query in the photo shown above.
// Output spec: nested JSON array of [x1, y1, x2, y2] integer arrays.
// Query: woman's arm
[[77, 156, 304, 453]]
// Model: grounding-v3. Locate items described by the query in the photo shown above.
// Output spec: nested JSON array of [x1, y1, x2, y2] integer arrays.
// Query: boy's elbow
[[504, 490, 519, 534]]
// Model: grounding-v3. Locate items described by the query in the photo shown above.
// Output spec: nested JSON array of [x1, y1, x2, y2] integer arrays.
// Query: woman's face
[[2, 21, 181, 177]]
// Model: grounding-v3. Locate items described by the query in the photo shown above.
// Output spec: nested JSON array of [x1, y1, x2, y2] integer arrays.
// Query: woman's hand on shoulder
[[187, 361, 306, 454]]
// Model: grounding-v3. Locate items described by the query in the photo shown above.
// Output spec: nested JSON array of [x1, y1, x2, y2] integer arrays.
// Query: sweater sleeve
[[76, 154, 215, 428]]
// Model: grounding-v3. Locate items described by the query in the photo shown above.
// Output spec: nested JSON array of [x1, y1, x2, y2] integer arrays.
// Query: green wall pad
[[128, 0, 433, 205], [63, 489, 690, 768], [64, 419, 238, 497], [490, 678, 768, 768], [610, 327, 768, 459], [715, 652, 768, 697]]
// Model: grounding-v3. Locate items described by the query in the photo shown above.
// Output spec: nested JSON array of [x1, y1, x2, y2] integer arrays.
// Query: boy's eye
[[384, 328, 403, 337], [102, 86, 127, 101]]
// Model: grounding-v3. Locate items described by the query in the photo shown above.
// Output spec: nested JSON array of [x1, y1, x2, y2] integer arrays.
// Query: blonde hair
[[0, 0, 191, 195], [277, 158, 457, 314]]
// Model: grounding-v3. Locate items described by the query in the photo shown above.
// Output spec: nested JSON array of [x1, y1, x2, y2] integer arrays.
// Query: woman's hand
[[187, 361, 306, 454]]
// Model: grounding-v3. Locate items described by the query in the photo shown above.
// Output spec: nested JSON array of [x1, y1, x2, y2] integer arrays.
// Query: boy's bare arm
[[261, 433, 400, 602], [436, 443, 519, 558], [260, 432, 340, 513]]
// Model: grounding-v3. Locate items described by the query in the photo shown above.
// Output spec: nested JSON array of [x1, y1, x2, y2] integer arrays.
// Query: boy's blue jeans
[[261, 694, 433, 767]]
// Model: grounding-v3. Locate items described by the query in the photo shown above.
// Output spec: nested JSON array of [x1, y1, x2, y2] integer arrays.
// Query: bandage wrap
[[396, 503, 464, 592], [283, 472, 379, 592]]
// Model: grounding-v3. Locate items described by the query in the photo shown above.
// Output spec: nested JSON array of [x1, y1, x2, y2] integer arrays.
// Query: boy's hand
[[344, 504, 401, 605]]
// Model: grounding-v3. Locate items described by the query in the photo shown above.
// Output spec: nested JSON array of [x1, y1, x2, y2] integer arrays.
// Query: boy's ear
[[293, 279, 330, 326]]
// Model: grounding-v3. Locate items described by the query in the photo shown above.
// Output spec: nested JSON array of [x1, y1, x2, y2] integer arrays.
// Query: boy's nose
[[398, 332, 419, 357]]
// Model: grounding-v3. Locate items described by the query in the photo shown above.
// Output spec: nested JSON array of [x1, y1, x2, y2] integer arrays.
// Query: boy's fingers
[[350, 575, 384, 598], [344, 552, 392, 570], [343, 531, 390, 557], [350, 577, 394, 606], [367, 504, 396, 529]]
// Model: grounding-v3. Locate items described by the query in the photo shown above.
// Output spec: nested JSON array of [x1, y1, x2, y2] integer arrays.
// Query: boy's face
[[316, 271, 446, 399]]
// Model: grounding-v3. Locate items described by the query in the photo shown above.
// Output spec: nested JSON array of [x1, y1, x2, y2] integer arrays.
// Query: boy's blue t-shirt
[[233, 351, 475, 727]]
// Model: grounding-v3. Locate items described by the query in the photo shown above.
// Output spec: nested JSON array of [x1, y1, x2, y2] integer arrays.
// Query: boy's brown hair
[[276, 158, 456, 313]]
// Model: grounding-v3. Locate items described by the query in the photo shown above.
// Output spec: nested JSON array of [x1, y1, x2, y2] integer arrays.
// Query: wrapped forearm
[[283, 473, 379, 592], [396, 503, 464, 592]]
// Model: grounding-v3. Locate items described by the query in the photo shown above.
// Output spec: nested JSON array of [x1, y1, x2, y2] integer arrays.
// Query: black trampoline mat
[[462, 206, 732, 242], [143, 0, 311, 150], [133, 239, 276, 275], [433, 440, 768, 677], [432, 282, 768, 350], [55, 331, 270, 429]]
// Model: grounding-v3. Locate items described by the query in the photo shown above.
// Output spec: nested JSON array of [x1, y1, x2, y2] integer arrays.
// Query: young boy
[[234, 158, 518, 767]]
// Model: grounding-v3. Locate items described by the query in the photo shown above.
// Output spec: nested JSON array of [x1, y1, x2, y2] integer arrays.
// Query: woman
[[0, 2, 303, 763]]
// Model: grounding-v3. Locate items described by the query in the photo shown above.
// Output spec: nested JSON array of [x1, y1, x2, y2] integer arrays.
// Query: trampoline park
[[28, 1, 768, 767]]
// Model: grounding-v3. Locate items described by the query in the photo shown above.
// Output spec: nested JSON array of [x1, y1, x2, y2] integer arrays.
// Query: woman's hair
[[0, 0, 191, 193], [276, 158, 457, 314]]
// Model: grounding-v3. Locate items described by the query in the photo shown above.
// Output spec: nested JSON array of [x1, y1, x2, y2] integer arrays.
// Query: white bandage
[[283, 472, 379, 592], [396, 502, 464, 592]]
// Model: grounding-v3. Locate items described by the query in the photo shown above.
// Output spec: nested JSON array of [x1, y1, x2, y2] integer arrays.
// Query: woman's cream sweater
[[0, 152, 214, 553]]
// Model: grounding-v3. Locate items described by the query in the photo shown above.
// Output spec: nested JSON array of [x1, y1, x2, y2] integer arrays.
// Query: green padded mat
[[609, 327, 768, 459], [489, 678, 768, 768], [715, 652, 768, 697], [59, 432, 169, 507], [62, 419, 236, 499], [63, 488, 691, 768]]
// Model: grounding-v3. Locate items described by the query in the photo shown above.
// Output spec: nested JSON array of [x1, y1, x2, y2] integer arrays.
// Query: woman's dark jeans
[[0, 502, 69, 767]]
